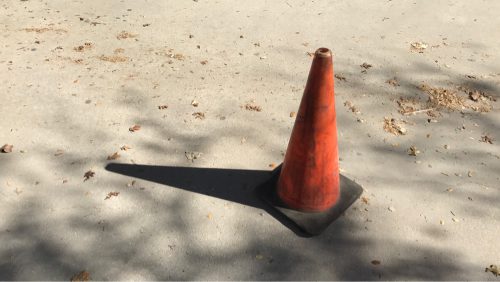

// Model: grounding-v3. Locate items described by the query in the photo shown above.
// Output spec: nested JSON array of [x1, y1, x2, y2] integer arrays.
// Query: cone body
[[277, 48, 340, 212]]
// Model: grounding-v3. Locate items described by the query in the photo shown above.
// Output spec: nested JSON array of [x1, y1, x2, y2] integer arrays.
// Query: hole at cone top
[[315, 47, 331, 57]]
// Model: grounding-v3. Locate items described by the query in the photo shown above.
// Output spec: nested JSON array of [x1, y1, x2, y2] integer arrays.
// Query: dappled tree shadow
[[1, 1, 499, 279]]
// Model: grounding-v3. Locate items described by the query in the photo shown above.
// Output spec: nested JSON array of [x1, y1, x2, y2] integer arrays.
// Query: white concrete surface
[[1, 0, 499, 280]]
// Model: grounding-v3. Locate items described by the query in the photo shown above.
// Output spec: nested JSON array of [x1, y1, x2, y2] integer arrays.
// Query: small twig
[[403, 108, 435, 116]]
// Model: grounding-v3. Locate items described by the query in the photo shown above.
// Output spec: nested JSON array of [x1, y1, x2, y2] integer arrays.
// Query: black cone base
[[256, 165, 363, 236]]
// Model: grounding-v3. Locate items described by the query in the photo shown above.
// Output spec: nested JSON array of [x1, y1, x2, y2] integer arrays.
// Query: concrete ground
[[1, 0, 499, 280]]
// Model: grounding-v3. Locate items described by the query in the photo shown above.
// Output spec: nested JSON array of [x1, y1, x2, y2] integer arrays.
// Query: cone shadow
[[105, 163, 313, 237]]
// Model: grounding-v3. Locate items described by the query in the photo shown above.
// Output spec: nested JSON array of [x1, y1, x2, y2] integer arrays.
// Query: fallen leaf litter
[[383, 118, 407, 135], [485, 264, 499, 277], [70, 271, 90, 281], [83, 170, 95, 181], [104, 191, 120, 200], [408, 146, 420, 156], [116, 31, 138, 40], [1, 144, 13, 153], [410, 42, 428, 53], [244, 102, 262, 112], [185, 151, 202, 162], [107, 152, 120, 160], [192, 112, 205, 119], [129, 125, 141, 132]]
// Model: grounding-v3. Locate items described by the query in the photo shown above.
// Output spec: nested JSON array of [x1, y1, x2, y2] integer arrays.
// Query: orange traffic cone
[[257, 48, 363, 235]]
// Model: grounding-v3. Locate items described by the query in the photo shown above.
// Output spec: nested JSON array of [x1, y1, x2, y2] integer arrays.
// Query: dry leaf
[[408, 146, 420, 156], [468, 90, 481, 102], [386, 77, 400, 87], [410, 42, 428, 53], [418, 84, 465, 111], [244, 103, 262, 112], [361, 197, 369, 205], [129, 125, 141, 132], [83, 170, 95, 181], [98, 55, 128, 63], [383, 118, 407, 135], [1, 144, 13, 153], [172, 53, 185, 60], [200, 60, 208, 65], [371, 260, 381, 265], [107, 152, 120, 160], [104, 191, 120, 200], [334, 74, 346, 81], [396, 97, 428, 116], [192, 112, 205, 119], [289, 111, 296, 118], [360, 62, 372, 69], [73, 42, 93, 52], [485, 265, 499, 277], [185, 151, 202, 162], [116, 31, 138, 40], [54, 149, 65, 156], [71, 271, 90, 281], [344, 101, 360, 114], [480, 135, 494, 144]]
